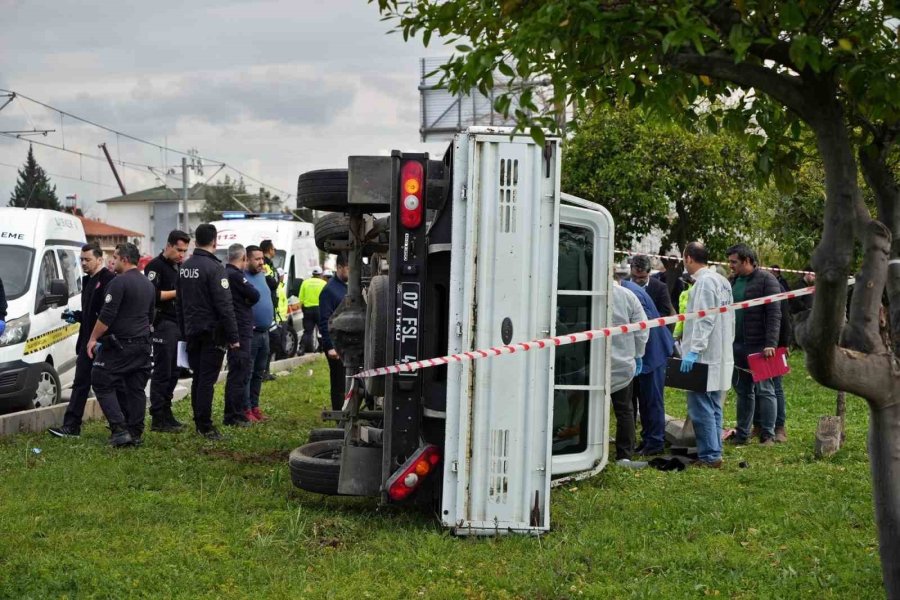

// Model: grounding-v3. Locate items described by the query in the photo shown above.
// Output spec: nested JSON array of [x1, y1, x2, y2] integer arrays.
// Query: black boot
[[109, 426, 134, 448]]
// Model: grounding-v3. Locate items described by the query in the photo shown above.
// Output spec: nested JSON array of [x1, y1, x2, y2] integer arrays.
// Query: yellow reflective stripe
[[24, 323, 80, 355]]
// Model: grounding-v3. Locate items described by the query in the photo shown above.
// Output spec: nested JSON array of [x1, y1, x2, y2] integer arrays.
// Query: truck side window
[[553, 225, 595, 455], [35, 250, 60, 312], [57, 249, 82, 298]]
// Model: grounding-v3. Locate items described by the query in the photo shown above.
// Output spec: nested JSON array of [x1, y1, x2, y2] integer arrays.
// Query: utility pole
[[182, 157, 189, 232]]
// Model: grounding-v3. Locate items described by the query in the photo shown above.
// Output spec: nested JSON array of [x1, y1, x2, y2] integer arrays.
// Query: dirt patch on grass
[[201, 447, 287, 465]]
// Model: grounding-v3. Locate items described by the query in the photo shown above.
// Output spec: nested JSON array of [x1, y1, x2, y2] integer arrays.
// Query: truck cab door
[[551, 193, 615, 480]]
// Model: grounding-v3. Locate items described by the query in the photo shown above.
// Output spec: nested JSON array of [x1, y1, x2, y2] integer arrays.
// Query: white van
[[210, 215, 319, 332], [0, 208, 86, 413]]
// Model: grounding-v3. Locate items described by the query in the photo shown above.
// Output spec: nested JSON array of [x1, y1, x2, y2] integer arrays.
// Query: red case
[[747, 347, 790, 382]]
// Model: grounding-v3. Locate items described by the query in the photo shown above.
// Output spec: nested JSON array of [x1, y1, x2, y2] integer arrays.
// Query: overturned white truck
[[290, 128, 614, 535]]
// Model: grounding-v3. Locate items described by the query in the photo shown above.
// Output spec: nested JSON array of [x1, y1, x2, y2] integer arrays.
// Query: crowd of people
[[42, 224, 342, 447], [610, 241, 806, 468]]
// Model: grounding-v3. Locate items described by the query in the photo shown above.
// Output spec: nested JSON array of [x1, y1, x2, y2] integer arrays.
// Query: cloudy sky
[[0, 0, 449, 218]]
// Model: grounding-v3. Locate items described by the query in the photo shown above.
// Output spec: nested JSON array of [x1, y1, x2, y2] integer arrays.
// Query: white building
[[97, 184, 207, 253]]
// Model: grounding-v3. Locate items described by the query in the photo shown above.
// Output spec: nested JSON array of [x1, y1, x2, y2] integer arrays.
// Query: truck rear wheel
[[297, 169, 349, 212], [314, 213, 350, 252], [364, 275, 389, 397], [289, 440, 342, 495]]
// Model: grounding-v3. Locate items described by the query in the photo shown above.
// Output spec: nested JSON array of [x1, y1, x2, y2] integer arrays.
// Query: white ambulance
[[0, 208, 86, 413]]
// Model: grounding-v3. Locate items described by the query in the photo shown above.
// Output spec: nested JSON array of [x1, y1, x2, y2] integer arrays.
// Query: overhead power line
[[0, 88, 293, 198], [0, 160, 118, 188]]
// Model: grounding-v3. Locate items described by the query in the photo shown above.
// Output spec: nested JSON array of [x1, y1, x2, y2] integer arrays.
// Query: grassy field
[[0, 353, 884, 599]]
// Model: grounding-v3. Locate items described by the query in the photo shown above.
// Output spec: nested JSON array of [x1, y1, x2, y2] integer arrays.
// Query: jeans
[[773, 376, 786, 428], [610, 383, 635, 460], [633, 365, 666, 451], [244, 330, 270, 411], [687, 390, 724, 463], [733, 370, 777, 441]]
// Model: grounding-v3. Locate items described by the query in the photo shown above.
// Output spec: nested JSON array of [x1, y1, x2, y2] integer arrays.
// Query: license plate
[[395, 282, 420, 371]]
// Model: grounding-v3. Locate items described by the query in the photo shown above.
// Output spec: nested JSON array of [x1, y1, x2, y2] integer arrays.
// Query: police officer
[[298, 266, 326, 353], [145, 229, 190, 432], [223, 243, 259, 427], [87, 243, 155, 447], [176, 223, 240, 440], [48, 242, 116, 438]]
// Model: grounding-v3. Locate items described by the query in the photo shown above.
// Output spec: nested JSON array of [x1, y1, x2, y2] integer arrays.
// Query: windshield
[[0, 245, 36, 300]]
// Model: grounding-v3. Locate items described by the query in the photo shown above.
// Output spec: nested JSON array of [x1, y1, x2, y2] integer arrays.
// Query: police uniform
[[90, 268, 155, 442], [175, 248, 239, 434], [144, 252, 181, 428], [298, 274, 326, 353], [58, 267, 115, 434], [224, 263, 259, 425]]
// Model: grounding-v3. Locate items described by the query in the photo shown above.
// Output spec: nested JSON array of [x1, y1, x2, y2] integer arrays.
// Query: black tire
[[32, 363, 61, 409], [364, 275, 389, 397], [297, 169, 349, 212], [283, 326, 299, 359], [308, 427, 345, 443], [314, 213, 350, 252], [289, 440, 342, 495]]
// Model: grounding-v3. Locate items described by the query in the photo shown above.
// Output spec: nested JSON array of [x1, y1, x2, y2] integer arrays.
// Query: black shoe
[[167, 415, 185, 429], [224, 419, 251, 428], [727, 437, 749, 446], [263, 373, 277, 382], [109, 429, 134, 447], [151, 419, 182, 433], [635, 446, 665, 457], [48, 425, 80, 438], [199, 427, 224, 440]]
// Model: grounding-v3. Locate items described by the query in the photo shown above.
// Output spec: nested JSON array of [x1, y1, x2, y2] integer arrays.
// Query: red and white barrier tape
[[613, 249, 814, 276], [352, 284, 816, 380]]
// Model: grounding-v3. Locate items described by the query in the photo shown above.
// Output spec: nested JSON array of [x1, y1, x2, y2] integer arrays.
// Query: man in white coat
[[679, 242, 735, 468], [609, 269, 649, 461]]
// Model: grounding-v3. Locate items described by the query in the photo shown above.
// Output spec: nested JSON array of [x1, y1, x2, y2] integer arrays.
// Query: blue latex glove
[[0, 320, 5, 337], [680, 351, 699, 373], [634, 357, 643, 376]]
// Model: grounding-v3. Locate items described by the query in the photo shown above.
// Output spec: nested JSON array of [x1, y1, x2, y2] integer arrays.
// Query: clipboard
[[747, 347, 790, 382], [665, 358, 709, 392]]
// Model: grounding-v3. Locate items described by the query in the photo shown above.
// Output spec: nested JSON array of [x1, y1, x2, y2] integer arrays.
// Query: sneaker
[[199, 427, 223, 441], [109, 429, 134, 448], [695, 459, 723, 469], [48, 425, 80, 438], [252, 407, 269, 421], [224, 419, 251, 428], [774, 426, 788, 443], [244, 409, 261, 423]]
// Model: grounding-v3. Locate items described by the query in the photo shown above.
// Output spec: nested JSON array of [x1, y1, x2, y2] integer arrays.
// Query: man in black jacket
[[176, 223, 240, 440], [727, 243, 782, 446], [145, 229, 190, 432], [49, 243, 116, 438], [629, 255, 675, 317], [223, 243, 259, 427]]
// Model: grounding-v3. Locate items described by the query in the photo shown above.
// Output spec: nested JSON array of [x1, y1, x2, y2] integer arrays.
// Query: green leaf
[[530, 126, 546, 146], [455, 44, 472, 52], [497, 62, 515, 77]]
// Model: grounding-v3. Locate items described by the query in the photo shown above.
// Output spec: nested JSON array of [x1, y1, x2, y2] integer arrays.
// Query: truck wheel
[[289, 440, 342, 495], [364, 275, 389, 397], [33, 363, 61, 409], [314, 213, 350, 252], [297, 169, 349, 212], [308, 427, 345, 443]]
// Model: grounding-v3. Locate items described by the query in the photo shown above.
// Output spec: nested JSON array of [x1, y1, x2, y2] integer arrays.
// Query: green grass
[[0, 353, 883, 599]]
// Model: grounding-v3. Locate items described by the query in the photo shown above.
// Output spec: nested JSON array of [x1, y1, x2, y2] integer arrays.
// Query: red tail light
[[399, 160, 424, 229], [386, 444, 441, 502]]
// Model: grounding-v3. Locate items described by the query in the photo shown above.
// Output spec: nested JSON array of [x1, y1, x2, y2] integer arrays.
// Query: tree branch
[[842, 219, 891, 354], [668, 50, 812, 120]]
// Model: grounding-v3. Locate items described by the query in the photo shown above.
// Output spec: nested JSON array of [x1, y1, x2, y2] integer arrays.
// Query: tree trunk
[[869, 401, 900, 598]]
